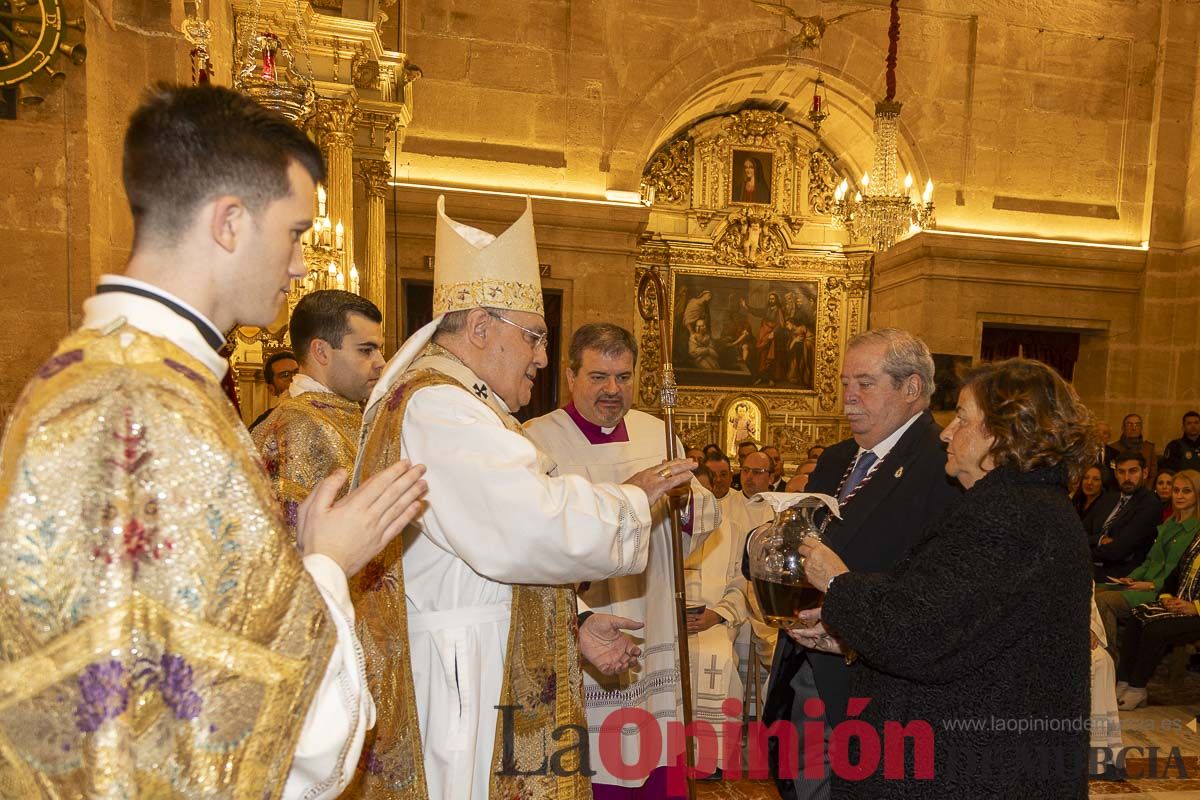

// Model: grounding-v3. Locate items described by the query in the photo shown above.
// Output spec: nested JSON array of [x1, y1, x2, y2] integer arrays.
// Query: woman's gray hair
[[846, 328, 935, 404]]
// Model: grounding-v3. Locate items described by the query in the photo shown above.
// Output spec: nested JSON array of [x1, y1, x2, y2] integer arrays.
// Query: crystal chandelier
[[830, 0, 934, 251]]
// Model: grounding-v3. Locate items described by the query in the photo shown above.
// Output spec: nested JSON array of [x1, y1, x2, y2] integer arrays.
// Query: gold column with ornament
[[358, 158, 391, 328], [311, 96, 358, 283]]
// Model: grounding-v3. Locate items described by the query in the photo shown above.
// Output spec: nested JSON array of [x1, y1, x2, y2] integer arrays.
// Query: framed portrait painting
[[672, 271, 818, 390], [731, 149, 773, 205]]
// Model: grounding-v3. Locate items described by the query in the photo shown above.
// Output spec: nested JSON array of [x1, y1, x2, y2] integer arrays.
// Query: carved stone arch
[[631, 64, 931, 199], [606, 17, 936, 193]]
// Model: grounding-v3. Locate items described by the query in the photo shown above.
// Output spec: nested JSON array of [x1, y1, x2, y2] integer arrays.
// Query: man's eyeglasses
[[487, 311, 549, 351], [740, 467, 771, 475]]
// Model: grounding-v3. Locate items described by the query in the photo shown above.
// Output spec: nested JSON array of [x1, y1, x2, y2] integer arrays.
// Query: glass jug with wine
[[746, 493, 841, 628]]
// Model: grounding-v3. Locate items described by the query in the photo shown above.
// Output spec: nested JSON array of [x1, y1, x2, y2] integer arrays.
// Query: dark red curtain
[[980, 326, 1080, 381]]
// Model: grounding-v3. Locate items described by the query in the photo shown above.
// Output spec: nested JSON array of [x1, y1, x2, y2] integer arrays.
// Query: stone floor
[[694, 661, 1200, 799]]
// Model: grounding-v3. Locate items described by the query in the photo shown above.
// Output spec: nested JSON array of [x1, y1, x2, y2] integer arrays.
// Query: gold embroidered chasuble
[[251, 390, 363, 529], [352, 345, 589, 800], [0, 325, 335, 798]]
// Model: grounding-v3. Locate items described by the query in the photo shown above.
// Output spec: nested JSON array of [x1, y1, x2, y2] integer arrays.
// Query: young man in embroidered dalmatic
[[253, 289, 385, 522], [0, 86, 427, 798], [352, 196, 696, 799], [525, 323, 722, 797]]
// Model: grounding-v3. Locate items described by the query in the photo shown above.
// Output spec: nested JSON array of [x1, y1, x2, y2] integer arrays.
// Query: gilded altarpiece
[[637, 110, 871, 466]]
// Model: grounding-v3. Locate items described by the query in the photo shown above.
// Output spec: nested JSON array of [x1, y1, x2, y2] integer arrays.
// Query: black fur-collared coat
[[822, 463, 1092, 799]]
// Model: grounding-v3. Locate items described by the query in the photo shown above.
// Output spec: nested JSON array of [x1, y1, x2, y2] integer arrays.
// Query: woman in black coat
[[796, 358, 1095, 799]]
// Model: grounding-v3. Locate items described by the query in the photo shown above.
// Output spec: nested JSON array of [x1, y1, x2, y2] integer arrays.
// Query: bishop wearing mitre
[[350, 195, 695, 799]]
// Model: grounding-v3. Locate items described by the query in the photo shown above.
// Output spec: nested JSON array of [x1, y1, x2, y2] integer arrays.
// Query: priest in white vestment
[[686, 453, 752, 774], [718, 452, 778, 700], [354, 196, 697, 800], [526, 323, 722, 797], [1090, 592, 1123, 773]]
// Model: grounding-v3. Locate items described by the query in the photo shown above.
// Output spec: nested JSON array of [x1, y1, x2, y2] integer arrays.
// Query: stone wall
[[4, 0, 1200, 443], [871, 232, 1146, 427], [384, 186, 647, 392], [391, 0, 1200, 445], [397, 0, 1169, 242], [0, 0, 192, 420]]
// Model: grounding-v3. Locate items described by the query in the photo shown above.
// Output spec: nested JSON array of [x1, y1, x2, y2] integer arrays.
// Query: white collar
[[365, 316, 513, 417], [856, 411, 924, 462], [367, 316, 442, 413], [289, 373, 334, 397], [81, 275, 228, 380]]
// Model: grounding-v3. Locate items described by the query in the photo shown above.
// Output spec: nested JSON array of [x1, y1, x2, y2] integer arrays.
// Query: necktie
[[839, 450, 878, 503], [1102, 495, 1130, 534]]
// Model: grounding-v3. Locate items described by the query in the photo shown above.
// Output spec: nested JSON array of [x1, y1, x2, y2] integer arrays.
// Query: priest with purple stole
[[526, 323, 721, 798]]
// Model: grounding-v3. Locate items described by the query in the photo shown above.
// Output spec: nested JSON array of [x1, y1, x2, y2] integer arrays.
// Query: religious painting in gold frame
[[671, 268, 818, 391], [722, 395, 765, 455], [730, 148, 773, 205]]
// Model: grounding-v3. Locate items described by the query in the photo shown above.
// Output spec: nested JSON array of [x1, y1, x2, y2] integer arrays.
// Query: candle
[[923, 179, 934, 204], [317, 185, 327, 217], [334, 220, 344, 252], [350, 264, 360, 295]]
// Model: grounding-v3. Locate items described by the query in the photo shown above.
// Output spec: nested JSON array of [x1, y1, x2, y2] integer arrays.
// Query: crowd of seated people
[[1071, 465, 1105, 518], [1086, 411, 1200, 724]]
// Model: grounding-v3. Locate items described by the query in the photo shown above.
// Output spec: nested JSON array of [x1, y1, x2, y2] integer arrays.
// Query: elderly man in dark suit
[[749, 328, 960, 800]]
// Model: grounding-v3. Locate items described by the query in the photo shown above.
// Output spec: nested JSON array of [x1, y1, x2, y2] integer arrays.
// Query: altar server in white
[[526, 323, 721, 796]]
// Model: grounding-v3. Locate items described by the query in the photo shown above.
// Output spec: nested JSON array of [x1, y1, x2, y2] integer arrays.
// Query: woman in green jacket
[[1095, 470, 1200, 647]]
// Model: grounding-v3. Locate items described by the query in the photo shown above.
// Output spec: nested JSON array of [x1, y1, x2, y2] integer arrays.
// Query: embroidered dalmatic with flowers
[[251, 385, 363, 527], [0, 325, 336, 797]]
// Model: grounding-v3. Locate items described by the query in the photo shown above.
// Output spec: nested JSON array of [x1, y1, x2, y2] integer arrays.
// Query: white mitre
[[364, 195, 543, 413], [433, 195, 543, 316]]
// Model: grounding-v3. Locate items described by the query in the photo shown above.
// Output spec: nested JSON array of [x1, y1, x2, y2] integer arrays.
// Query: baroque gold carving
[[358, 158, 391, 199], [635, 268, 663, 409], [675, 420, 714, 450], [726, 109, 784, 147], [809, 149, 838, 215], [311, 97, 358, 148], [713, 208, 787, 269], [762, 395, 817, 413], [817, 277, 844, 412], [352, 54, 379, 90], [772, 425, 817, 455], [643, 139, 692, 206]]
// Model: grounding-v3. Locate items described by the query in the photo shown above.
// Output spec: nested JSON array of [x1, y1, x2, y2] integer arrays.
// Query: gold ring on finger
[[658, 468, 672, 478]]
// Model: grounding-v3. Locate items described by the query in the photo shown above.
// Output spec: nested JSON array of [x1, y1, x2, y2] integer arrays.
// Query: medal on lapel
[[894, 466, 904, 479]]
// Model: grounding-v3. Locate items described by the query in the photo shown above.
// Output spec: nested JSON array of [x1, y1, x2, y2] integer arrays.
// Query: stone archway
[[601, 13, 939, 195]]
